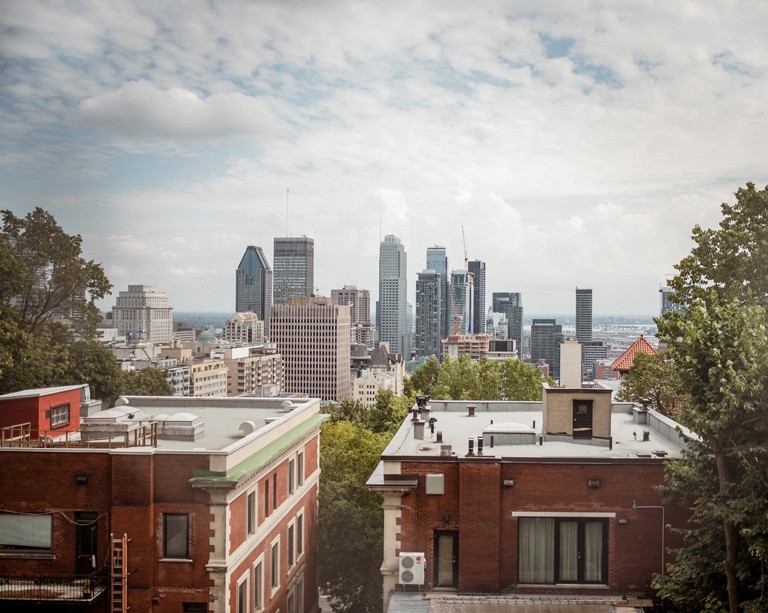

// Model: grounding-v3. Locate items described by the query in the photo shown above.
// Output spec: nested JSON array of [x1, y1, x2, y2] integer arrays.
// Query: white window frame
[[247, 490, 257, 536], [295, 510, 304, 561], [253, 554, 265, 612], [297, 450, 304, 487], [270, 536, 281, 594], [50, 403, 70, 428], [287, 520, 295, 568], [236, 573, 249, 613], [288, 459, 295, 495]]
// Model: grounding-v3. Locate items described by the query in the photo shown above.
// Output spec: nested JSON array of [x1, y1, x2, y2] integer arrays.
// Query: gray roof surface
[[382, 401, 692, 462], [0, 384, 85, 400]]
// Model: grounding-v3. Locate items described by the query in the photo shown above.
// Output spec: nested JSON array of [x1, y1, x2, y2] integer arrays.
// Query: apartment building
[[0, 390, 322, 613]]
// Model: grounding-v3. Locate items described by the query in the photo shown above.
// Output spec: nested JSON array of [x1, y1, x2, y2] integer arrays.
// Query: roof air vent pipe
[[477, 436, 484, 456], [466, 438, 475, 457], [436, 431, 443, 443], [467, 404, 476, 417]]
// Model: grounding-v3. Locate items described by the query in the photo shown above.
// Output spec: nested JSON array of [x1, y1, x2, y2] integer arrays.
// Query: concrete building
[[111, 285, 174, 345], [270, 297, 352, 401], [0, 391, 322, 613], [442, 333, 493, 360], [224, 312, 265, 345], [379, 235, 409, 357], [530, 319, 563, 380], [331, 285, 374, 349], [415, 269, 442, 359], [223, 345, 284, 397], [467, 260, 486, 334], [367, 388, 693, 611], [491, 293, 523, 355], [660, 284, 681, 315], [575, 288, 593, 343], [189, 359, 229, 397], [235, 246, 273, 333], [426, 246, 450, 343], [273, 237, 314, 306]]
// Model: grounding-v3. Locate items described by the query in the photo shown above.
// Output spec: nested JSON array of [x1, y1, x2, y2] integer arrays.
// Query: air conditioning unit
[[399, 552, 426, 585]]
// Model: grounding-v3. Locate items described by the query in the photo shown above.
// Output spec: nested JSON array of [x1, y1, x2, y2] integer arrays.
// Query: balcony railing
[[0, 571, 106, 602]]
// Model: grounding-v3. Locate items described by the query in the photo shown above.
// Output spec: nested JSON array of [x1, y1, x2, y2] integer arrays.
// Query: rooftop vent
[[239, 421, 257, 436], [482, 422, 537, 445], [158, 412, 204, 441]]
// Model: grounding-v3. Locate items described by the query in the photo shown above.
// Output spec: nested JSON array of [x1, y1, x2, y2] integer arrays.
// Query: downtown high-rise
[[235, 246, 272, 333], [273, 236, 314, 305], [492, 292, 523, 353], [378, 235, 409, 357], [449, 269, 474, 335], [426, 246, 450, 342], [531, 318, 563, 380], [575, 288, 592, 343], [467, 259, 486, 333], [415, 269, 442, 358]]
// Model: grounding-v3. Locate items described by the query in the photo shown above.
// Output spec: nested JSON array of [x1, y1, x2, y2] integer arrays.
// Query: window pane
[[288, 525, 294, 567], [271, 542, 279, 588], [238, 579, 248, 613], [289, 460, 295, 494], [558, 521, 578, 582], [297, 514, 303, 555], [0, 513, 52, 550], [518, 518, 554, 583], [584, 521, 604, 582], [254, 561, 263, 609], [164, 514, 188, 558], [297, 452, 304, 485], [247, 492, 256, 534]]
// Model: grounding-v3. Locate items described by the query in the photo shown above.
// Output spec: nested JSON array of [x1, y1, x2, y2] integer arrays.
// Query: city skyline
[[3, 3, 768, 315]]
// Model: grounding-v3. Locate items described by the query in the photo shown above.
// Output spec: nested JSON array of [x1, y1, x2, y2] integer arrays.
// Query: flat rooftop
[[381, 400, 693, 462]]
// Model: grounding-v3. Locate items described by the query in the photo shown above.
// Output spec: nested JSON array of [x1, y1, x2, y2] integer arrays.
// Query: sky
[[2, 1, 768, 316]]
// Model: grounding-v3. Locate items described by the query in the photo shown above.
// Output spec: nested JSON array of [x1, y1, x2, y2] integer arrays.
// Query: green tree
[[616, 351, 686, 417], [404, 355, 440, 397], [318, 420, 390, 612], [120, 368, 173, 398], [656, 293, 768, 613], [498, 358, 545, 401], [1, 208, 112, 336], [655, 183, 768, 612]]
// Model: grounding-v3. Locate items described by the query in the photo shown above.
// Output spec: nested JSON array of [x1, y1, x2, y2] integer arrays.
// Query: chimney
[[467, 404, 476, 417], [414, 420, 425, 440], [477, 436, 484, 456], [466, 438, 475, 457]]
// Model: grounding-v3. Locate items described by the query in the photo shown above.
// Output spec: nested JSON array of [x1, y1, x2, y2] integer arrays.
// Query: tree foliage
[[120, 368, 173, 398], [655, 183, 768, 613], [0, 208, 119, 402], [1, 208, 112, 336], [318, 390, 408, 612], [616, 351, 687, 417], [406, 355, 544, 401]]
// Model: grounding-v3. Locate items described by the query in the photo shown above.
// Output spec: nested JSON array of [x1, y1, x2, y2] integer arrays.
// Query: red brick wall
[[231, 490, 247, 553], [399, 459, 688, 596], [0, 388, 81, 435]]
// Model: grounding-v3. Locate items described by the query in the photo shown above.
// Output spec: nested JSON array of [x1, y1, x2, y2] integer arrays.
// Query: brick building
[[0, 385, 88, 441], [368, 385, 693, 611], [0, 391, 322, 613]]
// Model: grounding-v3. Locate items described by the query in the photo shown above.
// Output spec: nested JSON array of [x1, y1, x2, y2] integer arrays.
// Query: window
[[297, 452, 304, 486], [50, 403, 70, 428], [163, 514, 189, 559], [247, 492, 256, 535], [518, 517, 607, 584], [254, 559, 264, 611], [0, 513, 52, 552], [271, 540, 280, 591], [265, 479, 270, 517], [288, 459, 295, 495], [296, 513, 303, 557], [287, 523, 295, 567], [237, 576, 248, 613], [272, 473, 278, 510]]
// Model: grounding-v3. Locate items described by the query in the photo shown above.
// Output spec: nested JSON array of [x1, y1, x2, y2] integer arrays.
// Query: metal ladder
[[110, 533, 130, 612]]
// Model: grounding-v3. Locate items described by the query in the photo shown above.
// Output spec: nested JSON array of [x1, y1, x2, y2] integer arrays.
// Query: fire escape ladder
[[110, 533, 130, 612]]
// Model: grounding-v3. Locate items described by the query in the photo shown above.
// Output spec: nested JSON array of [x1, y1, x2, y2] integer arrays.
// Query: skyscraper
[[467, 260, 486, 334], [112, 285, 174, 344], [415, 269, 442, 358], [492, 292, 523, 354], [270, 297, 352, 401], [531, 318, 563, 380], [235, 246, 273, 333], [378, 235, 408, 357], [449, 269, 473, 335], [426, 246, 450, 341], [273, 236, 314, 305], [575, 288, 592, 343], [332, 285, 374, 348]]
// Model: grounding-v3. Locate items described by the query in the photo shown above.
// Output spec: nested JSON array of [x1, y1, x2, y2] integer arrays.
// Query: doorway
[[433, 530, 458, 588]]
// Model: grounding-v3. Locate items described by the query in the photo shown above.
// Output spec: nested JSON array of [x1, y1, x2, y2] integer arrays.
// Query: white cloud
[[78, 81, 285, 140], [169, 266, 218, 277], [107, 234, 153, 256]]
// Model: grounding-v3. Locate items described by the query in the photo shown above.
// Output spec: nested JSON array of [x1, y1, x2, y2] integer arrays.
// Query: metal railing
[[0, 571, 106, 601], [0, 423, 158, 448]]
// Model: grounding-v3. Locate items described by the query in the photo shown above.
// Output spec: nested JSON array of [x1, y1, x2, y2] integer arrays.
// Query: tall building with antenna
[[378, 235, 409, 357], [273, 236, 314, 305]]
